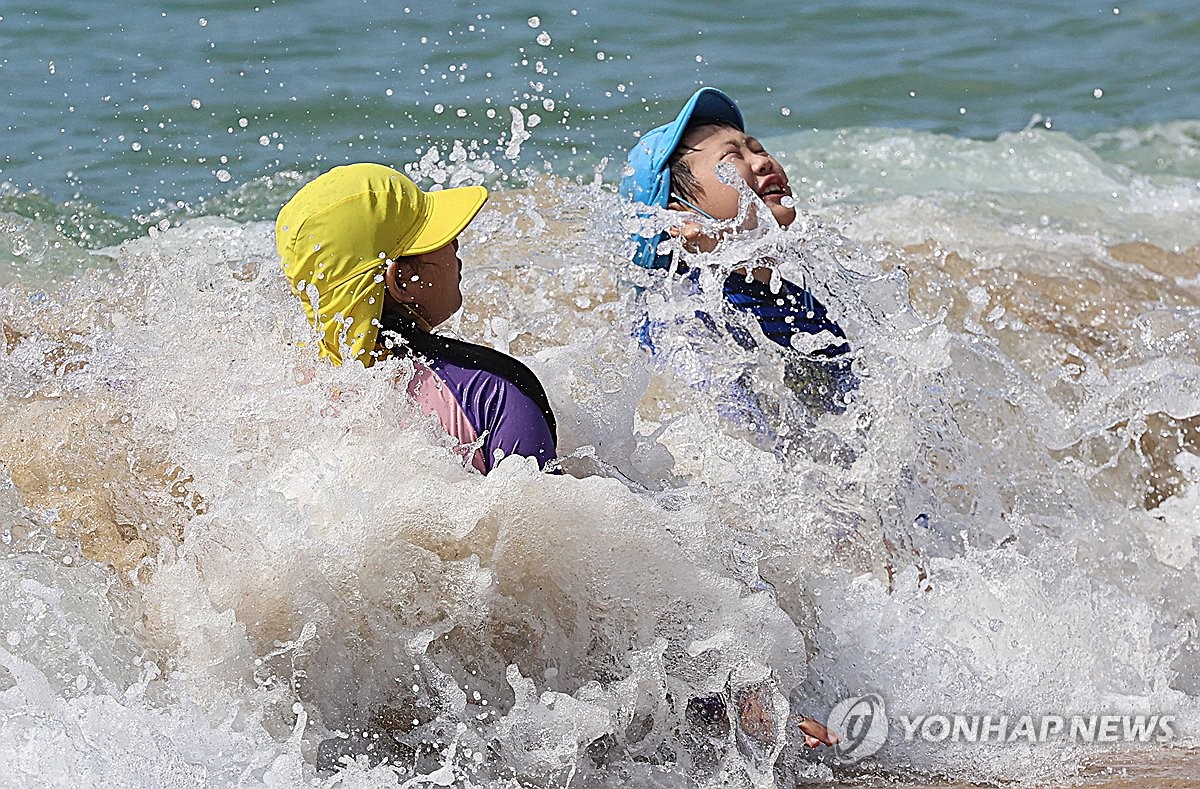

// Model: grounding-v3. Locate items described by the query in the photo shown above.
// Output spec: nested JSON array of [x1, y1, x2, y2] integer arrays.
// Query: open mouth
[[757, 184, 791, 201]]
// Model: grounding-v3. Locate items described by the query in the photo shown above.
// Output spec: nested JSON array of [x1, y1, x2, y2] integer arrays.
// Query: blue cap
[[620, 88, 744, 269]]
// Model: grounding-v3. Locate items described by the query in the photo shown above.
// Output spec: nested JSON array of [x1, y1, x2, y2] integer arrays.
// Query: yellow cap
[[276, 163, 488, 366]]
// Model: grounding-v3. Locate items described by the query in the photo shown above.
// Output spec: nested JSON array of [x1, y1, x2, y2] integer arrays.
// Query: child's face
[[674, 125, 796, 228], [386, 238, 464, 328]]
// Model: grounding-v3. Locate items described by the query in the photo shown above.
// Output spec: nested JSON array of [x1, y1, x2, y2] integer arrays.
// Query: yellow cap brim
[[399, 184, 488, 257]]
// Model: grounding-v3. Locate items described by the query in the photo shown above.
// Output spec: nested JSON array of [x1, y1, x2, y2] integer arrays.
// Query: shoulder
[[422, 335, 557, 442]]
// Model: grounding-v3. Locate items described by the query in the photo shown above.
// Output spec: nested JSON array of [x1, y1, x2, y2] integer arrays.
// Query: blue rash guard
[[636, 268, 856, 425], [719, 272, 850, 358], [638, 269, 850, 358]]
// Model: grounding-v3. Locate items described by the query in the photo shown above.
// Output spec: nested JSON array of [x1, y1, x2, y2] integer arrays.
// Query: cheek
[[703, 164, 753, 217], [733, 159, 756, 183], [448, 274, 464, 308], [707, 183, 744, 219]]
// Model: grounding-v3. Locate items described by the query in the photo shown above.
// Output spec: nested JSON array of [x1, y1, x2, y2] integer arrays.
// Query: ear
[[384, 259, 417, 303]]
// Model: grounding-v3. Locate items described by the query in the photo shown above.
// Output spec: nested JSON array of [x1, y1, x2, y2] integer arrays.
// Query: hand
[[667, 205, 763, 256], [799, 716, 841, 748], [667, 220, 720, 254]]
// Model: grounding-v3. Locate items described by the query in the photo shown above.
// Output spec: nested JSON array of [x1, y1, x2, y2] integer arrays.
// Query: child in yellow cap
[[276, 163, 557, 473]]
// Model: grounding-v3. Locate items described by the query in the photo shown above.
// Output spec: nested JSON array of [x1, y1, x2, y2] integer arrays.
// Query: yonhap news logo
[[825, 695, 1178, 765], [828, 693, 888, 764], [898, 713, 1177, 744]]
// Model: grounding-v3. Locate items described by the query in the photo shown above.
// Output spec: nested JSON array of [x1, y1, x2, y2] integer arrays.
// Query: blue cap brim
[[620, 88, 744, 269]]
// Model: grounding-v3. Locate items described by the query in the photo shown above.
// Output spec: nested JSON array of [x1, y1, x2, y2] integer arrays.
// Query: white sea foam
[[1, 134, 1199, 786]]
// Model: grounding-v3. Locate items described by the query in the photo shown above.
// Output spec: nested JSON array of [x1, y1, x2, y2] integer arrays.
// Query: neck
[[399, 303, 433, 333], [378, 306, 433, 354]]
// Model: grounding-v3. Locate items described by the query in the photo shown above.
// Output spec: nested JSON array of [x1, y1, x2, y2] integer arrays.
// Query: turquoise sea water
[[3, 0, 1200, 215], [2, 3, 1200, 788]]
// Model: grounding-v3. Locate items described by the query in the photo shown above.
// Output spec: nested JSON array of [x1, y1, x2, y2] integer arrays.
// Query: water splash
[[1, 124, 1199, 785]]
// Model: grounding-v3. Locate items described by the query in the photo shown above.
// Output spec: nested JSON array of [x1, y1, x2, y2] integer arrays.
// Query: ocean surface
[[2, 1, 1200, 787]]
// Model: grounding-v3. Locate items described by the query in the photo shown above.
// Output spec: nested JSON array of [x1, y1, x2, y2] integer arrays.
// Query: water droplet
[[238, 117, 248, 128], [258, 135, 270, 146], [527, 16, 540, 28], [131, 142, 142, 151], [190, 99, 202, 109], [198, 17, 208, 26], [542, 98, 555, 111], [1093, 88, 1104, 98], [780, 107, 791, 116], [536, 31, 551, 46], [215, 169, 231, 182], [434, 103, 445, 114]]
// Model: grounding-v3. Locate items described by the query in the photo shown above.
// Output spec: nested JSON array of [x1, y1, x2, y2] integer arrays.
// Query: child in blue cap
[[621, 89, 847, 756], [620, 88, 852, 409]]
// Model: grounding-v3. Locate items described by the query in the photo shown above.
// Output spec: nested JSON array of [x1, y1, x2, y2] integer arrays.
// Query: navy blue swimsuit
[[636, 268, 855, 421], [720, 273, 850, 358]]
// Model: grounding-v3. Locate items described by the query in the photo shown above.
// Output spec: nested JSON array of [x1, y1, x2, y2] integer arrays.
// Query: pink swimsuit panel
[[406, 363, 488, 473]]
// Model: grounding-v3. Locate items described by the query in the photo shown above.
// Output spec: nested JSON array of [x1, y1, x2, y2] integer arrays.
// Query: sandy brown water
[[795, 748, 1200, 788]]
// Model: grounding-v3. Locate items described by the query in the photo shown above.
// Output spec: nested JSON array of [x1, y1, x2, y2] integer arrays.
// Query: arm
[[799, 716, 841, 748], [477, 379, 558, 472]]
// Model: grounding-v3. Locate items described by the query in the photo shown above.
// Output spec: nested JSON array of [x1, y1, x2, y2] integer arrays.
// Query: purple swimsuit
[[404, 335, 557, 474]]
